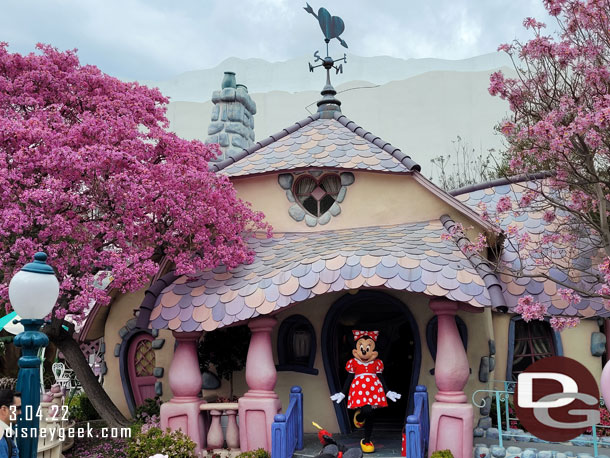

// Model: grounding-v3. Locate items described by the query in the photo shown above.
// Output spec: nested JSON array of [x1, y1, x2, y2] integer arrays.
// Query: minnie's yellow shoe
[[353, 410, 365, 429], [360, 440, 375, 453]]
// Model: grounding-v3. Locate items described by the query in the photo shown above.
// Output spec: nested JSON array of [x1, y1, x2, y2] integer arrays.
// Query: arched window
[[507, 318, 562, 381], [277, 315, 318, 375], [426, 315, 468, 361]]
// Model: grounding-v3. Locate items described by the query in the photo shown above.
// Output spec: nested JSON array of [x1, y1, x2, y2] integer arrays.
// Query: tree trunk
[[51, 331, 130, 428]]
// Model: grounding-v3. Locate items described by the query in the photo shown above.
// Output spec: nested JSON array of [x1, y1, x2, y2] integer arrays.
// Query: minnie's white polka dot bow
[[352, 330, 379, 341]]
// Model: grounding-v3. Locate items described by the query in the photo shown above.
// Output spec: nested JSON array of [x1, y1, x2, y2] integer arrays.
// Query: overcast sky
[[2, 0, 555, 82]]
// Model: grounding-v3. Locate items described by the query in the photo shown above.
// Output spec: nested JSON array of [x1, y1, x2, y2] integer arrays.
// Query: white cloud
[[0, 0, 558, 80]]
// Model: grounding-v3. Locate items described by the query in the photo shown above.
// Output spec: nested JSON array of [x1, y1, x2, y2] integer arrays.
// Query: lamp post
[[9, 252, 59, 458]]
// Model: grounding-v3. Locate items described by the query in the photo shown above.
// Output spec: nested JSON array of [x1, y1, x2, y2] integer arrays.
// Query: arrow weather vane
[[304, 3, 348, 80]]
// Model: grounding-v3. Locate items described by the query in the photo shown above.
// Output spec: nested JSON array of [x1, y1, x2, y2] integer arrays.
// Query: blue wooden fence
[[271, 386, 304, 458], [406, 385, 430, 458]]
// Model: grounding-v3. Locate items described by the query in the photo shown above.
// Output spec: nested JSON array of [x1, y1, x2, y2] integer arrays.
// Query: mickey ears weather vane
[[304, 3, 348, 77]]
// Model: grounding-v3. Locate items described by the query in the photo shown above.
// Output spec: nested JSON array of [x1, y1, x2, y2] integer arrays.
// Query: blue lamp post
[[9, 252, 59, 458]]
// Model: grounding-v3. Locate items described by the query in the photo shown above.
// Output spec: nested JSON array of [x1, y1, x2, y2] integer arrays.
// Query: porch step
[[295, 432, 403, 458]]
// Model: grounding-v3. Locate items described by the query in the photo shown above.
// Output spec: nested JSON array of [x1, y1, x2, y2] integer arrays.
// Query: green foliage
[[68, 392, 100, 422], [127, 426, 197, 458], [488, 395, 523, 431], [236, 448, 271, 458], [198, 325, 250, 396], [129, 421, 143, 439], [430, 450, 454, 458], [134, 397, 161, 421]]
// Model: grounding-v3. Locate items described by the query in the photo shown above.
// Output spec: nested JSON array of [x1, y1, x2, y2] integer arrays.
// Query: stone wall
[[206, 72, 256, 162]]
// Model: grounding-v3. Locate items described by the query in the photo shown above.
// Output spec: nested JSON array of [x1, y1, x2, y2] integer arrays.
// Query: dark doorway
[[322, 290, 421, 433]]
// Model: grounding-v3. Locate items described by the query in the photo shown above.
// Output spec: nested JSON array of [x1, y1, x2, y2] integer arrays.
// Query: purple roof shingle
[[147, 220, 494, 332], [214, 111, 420, 177], [453, 178, 605, 318]]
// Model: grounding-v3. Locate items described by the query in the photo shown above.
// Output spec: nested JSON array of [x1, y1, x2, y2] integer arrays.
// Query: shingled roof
[[145, 220, 498, 332], [210, 111, 420, 177], [453, 177, 605, 318]]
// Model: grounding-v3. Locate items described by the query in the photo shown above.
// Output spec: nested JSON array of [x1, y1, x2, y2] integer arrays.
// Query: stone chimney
[[206, 71, 256, 162]]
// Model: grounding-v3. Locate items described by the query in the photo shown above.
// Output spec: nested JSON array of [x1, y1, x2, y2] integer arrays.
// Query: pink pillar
[[238, 317, 282, 452], [428, 298, 473, 458], [160, 331, 207, 453]]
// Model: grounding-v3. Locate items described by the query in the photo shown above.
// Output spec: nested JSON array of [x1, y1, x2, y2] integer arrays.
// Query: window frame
[[293, 173, 341, 218], [276, 314, 319, 375], [506, 316, 563, 381]]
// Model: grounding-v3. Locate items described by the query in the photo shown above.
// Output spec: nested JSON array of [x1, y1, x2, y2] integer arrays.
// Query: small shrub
[[431, 450, 454, 458], [236, 449, 271, 458], [127, 426, 197, 458], [69, 392, 100, 422], [488, 395, 524, 431], [134, 397, 161, 422]]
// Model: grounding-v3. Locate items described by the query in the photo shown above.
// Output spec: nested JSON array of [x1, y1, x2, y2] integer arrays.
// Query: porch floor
[[295, 432, 403, 458]]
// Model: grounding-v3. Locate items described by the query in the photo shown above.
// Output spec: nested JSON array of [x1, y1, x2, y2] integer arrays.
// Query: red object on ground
[[318, 429, 332, 444], [401, 432, 406, 456]]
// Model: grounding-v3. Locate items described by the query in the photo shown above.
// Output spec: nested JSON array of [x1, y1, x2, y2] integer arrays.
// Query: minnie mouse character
[[330, 330, 401, 453]]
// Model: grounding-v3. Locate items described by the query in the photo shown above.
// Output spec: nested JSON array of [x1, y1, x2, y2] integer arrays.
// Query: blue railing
[[405, 385, 430, 458], [271, 386, 304, 458], [473, 381, 609, 457]]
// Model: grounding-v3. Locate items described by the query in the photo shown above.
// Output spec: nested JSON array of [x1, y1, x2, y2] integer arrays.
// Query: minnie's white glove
[[387, 391, 401, 402], [330, 392, 346, 404]]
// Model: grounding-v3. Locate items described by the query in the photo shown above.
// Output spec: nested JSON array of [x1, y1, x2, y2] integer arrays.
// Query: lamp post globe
[[9, 252, 59, 458], [9, 252, 59, 319]]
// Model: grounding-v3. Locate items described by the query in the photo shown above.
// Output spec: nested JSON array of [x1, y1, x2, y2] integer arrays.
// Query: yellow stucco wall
[[562, 319, 602, 385], [232, 171, 486, 239], [491, 313, 511, 387], [102, 286, 177, 418], [491, 314, 603, 390]]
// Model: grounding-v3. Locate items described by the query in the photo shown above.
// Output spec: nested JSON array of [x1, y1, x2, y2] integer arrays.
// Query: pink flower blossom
[[0, 44, 271, 324], [558, 288, 582, 304], [550, 316, 580, 331], [496, 196, 512, 213], [515, 295, 548, 321]]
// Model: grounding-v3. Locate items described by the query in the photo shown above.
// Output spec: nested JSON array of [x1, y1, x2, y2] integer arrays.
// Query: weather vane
[[304, 3, 348, 79]]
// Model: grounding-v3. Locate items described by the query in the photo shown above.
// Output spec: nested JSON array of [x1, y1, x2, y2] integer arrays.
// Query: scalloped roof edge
[[210, 110, 421, 174]]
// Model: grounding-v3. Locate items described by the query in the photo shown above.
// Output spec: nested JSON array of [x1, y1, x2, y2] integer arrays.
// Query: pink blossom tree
[[0, 43, 270, 426], [489, 0, 610, 330]]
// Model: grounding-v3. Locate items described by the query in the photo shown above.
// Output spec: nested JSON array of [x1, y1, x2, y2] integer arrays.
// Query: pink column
[[160, 331, 207, 453], [238, 317, 282, 452], [428, 298, 473, 458]]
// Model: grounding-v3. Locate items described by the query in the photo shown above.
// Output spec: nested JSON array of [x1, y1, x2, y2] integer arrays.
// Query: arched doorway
[[322, 290, 421, 433], [126, 333, 156, 407]]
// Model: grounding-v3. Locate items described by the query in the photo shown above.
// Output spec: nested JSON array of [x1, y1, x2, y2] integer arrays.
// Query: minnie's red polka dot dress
[[345, 358, 388, 409]]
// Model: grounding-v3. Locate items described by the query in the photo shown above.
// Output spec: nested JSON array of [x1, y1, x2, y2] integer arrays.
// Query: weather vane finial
[[304, 3, 348, 81]]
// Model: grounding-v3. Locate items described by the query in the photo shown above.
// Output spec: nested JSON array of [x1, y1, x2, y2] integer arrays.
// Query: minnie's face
[[352, 337, 378, 363]]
